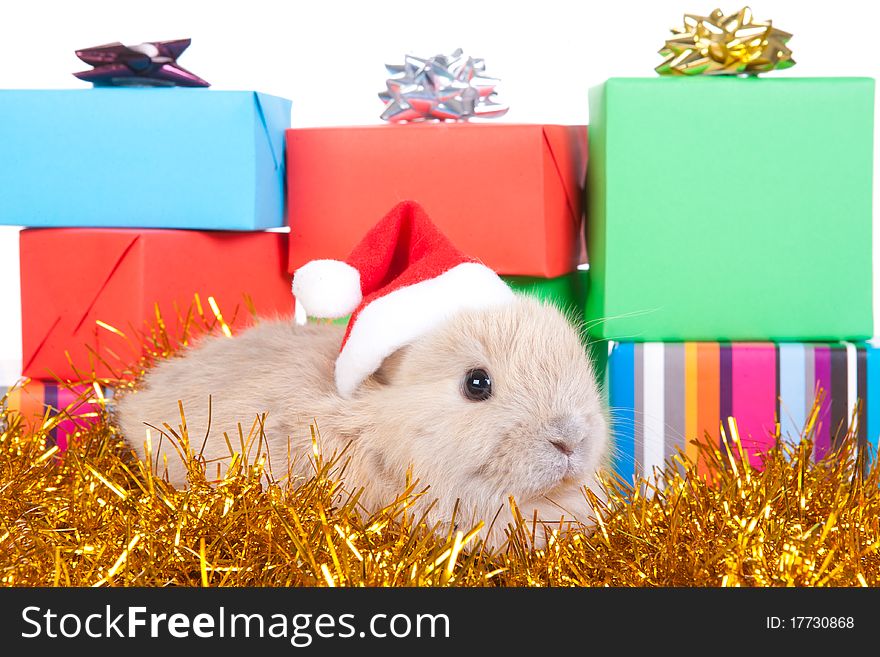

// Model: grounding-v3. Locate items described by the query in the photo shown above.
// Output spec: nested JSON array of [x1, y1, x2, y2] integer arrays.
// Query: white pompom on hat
[[291, 200, 515, 398], [291, 259, 362, 320]]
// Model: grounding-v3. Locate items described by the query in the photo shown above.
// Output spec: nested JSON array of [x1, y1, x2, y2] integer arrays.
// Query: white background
[[1, 0, 878, 385]]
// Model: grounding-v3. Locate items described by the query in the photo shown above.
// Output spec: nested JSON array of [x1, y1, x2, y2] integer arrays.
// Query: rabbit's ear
[[367, 346, 411, 387]]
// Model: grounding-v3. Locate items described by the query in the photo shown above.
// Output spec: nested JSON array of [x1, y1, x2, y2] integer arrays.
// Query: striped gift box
[[606, 342, 880, 482], [0, 381, 110, 450]]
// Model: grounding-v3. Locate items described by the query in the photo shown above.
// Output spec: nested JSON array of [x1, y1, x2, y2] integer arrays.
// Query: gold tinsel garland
[[2, 391, 878, 586], [1, 300, 878, 586]]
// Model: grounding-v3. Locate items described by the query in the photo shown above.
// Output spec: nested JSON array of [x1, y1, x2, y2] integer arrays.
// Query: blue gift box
[[0, 89, 291, 230]]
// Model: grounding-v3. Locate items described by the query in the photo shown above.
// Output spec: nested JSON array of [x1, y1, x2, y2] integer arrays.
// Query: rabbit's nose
[[547, 415, 586, 450], [549, 439, 574, 456]]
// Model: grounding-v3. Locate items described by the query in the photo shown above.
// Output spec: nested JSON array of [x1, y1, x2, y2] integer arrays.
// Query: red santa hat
[[291, 200, 515, 397]]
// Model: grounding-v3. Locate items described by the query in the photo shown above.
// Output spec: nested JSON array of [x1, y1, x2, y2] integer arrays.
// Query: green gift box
[[586, 77, 874, 341], [503, 271, 588, 317]]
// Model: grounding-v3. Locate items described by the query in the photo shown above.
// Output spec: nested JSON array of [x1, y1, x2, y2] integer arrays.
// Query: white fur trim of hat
[[334, 262, 513, 397]]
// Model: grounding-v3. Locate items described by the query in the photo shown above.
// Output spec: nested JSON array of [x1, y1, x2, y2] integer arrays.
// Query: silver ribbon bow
[[379, 49, 508, 122]]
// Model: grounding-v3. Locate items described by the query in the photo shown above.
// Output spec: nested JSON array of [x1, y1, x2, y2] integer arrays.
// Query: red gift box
[[20, 229, 294, 380], [286, 123, 588, 277]]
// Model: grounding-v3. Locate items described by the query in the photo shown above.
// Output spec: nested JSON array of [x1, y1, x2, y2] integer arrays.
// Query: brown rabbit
[[117, 200, 609, 547], [115, 295, 608, 548]]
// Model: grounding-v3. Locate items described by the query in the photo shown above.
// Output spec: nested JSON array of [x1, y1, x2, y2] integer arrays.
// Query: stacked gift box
[[1, 45, 593, 450], [3, 26, 876, 484], [586, 74, 877, 480], [1, 44, 297, 447]]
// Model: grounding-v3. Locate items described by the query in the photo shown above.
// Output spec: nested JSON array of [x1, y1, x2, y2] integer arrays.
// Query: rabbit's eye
[[462, 369, 492, 401]]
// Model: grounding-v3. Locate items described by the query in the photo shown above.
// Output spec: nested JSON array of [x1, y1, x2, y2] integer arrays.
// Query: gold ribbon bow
[[656, 6, 795, 75]]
